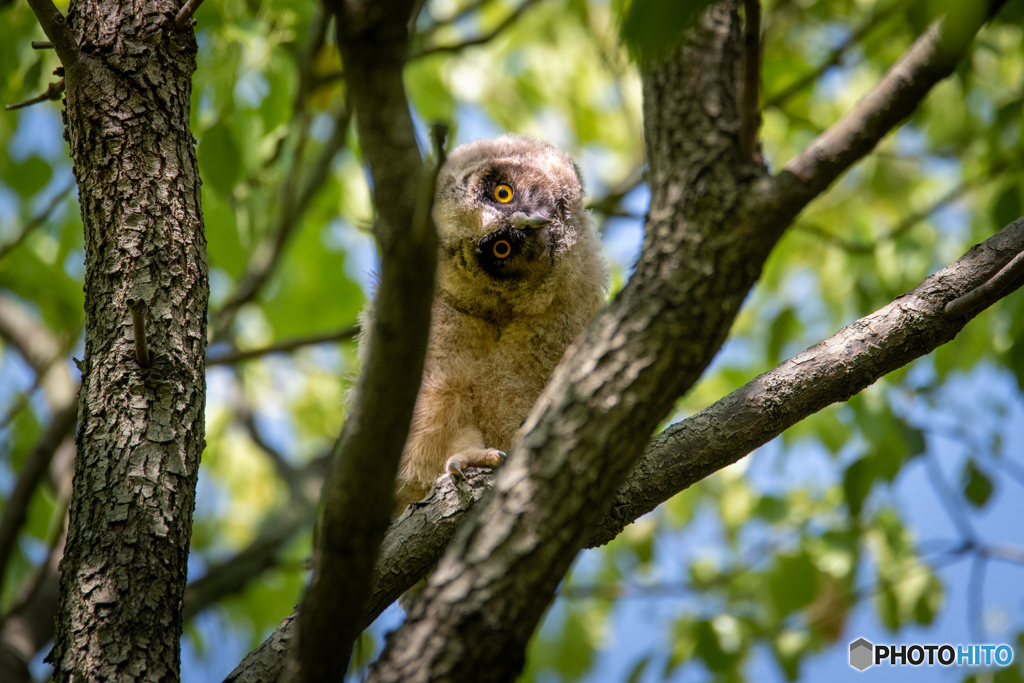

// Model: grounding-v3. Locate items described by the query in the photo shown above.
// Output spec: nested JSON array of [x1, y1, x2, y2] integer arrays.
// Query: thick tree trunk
[[47, 1, 207, 681]]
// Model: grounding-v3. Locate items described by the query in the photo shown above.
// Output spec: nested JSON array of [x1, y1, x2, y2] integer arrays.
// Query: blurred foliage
[[2, 0, 1024, 681]]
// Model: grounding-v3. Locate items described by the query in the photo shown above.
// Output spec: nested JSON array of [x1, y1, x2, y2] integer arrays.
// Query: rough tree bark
[[223, 1, 1018, 681], [23, 0, 209, 680], [368, 5, 762, 681]]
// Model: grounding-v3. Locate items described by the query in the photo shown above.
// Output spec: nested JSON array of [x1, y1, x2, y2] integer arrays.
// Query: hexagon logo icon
[[850, 638, 874, 671]]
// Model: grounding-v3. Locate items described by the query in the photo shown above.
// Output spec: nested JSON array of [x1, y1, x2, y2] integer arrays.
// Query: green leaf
[[767, 307, 799, 367], [843, 456, 876, 518], [693, 619, 737, 673], [754, 495, 787, 523], [624, 655, 650, 683], [2, 156, 52, 198], [552, 610, 595, 681], [962, 458, 994, 508], [618, 0, 715, 59], [993, 182, 1022, 230], [197, 122, 242, 197], [768, 552, 818, 618], [913, 574, 943, 625], [202, 186, 244, 276]]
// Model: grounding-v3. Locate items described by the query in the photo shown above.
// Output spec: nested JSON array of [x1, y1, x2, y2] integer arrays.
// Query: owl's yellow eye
[[493, 240, 512, 259], [494, 184, 514, 203]]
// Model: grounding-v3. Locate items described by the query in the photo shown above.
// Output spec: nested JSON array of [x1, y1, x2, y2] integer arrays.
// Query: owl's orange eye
[[494, 184, 514, 203], [493, 240, 512, 259]]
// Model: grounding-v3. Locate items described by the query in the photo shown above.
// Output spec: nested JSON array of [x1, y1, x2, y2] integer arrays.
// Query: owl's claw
[[446, 448, 507, 481], [447, 460, 465, 479]]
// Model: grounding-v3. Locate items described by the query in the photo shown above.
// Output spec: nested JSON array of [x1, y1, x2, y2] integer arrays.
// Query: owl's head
[[433, 135, 590, 316]]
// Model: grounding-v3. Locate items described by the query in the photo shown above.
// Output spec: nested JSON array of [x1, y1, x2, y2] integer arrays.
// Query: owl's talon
[[495, 450, 507, 463], [447, 461, 465, 479]]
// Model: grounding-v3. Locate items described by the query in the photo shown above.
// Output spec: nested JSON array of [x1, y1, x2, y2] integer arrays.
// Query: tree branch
[[175, 0, 203, 26], [223, 211, 1024, 683], [4, 78, 66, 111], [0, 404, 77, 602], [291, 0, 438, 680], [762, 0, 905, 110], [23, 0, 80, 69], [213, 106, 351, 339], [206, 324, 358, 366], [0, 179, 75, 261], [412, 0, 538, 59], [761, 2, 1007, 227]]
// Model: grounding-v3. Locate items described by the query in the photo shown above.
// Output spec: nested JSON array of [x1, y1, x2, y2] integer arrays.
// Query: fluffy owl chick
[[361, 135, 608, 512]]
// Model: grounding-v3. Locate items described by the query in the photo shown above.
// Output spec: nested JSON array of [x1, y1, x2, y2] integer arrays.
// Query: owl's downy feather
[[355, 135, 608, 512]]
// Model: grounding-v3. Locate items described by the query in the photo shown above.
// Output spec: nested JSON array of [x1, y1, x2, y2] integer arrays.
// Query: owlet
[[358, 135, 608, 512]]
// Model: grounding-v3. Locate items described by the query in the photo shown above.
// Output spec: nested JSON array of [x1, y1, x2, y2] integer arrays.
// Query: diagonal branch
[[0, 403, 77, 601], [759, 2, 1008, 229], [225, 213, 1024, 683], [762, 0, 906, 110], [24, 0, 80, 69], [0, 179, 76, 261], [212, 106, 351, 339]]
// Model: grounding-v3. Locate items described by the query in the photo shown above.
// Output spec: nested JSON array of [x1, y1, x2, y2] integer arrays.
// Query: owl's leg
[[445, 426, 507, 479]]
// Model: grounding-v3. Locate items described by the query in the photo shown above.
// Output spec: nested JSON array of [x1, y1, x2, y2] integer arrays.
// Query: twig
[[771, 2, 1008, 220], [763, 0, 905, 110], [794, 163, 1011, 253], [0, 403, 77, 603], [126, 298, 151, 368], [212, 106, 351, 340], [183, 455, 326, 621], [4, 78, 65, 111], [944, 249, 1024, 319], [31, 41, 54, 49], [0, 178, 76, 262], [175, 0, 204, 26], [23, 0, 80, 69], [586, 165, 645, 216], [236, 398, 298, 485], [981, 544, 1024, 566], [739, 0, 761, 162], [412, 0, 538, 59], [293, 8, 329, 113], [923, 451, 977, 543], [967, 554, 987, 643], [206, 325, 359, 366]]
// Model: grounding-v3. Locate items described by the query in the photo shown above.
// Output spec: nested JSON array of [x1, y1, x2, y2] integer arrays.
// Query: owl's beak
[[513, 214, 552, 230]]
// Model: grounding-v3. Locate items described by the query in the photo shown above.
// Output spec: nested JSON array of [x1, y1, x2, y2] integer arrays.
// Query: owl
[[358, 135, 608, 512]]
